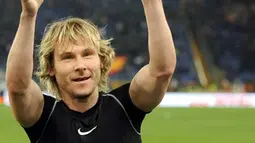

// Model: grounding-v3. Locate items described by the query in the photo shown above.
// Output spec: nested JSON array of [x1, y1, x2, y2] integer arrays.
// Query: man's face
[[50, 42, 101, 99]]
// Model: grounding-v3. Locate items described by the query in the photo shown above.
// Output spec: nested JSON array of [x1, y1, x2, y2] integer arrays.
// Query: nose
[[74, 57, 87, 71]]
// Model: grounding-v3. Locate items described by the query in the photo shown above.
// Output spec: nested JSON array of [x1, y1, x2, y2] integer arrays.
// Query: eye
[[61, 53, 74, 60], [83, 49, 95, 57], [64, 55, 73, 59]]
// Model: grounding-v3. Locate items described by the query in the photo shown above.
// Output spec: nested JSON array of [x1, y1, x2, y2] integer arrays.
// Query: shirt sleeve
[[109, 83, 151, 133], [22, 94, 56, 143]]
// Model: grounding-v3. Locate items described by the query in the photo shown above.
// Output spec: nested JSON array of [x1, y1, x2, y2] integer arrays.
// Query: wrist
[[142, 0, 162, 8], [20, 11, 38, 20]]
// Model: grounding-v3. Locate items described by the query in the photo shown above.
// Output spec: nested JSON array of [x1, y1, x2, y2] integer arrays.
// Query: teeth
[[74, 77, 89, 82]]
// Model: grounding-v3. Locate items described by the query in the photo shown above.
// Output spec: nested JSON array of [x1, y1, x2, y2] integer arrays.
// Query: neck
[[62, 90, 99, 113]]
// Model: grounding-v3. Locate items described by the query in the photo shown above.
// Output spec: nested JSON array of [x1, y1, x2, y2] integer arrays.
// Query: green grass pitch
[[0, 105, 255, 143]]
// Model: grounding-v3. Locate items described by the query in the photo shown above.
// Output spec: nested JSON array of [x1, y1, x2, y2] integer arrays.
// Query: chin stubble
[[75, 94, 90, 103]]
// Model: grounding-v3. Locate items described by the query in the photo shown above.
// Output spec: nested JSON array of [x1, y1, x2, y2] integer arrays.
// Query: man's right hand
[[5, 0, 45, 127], [21, 0, 44, 17]]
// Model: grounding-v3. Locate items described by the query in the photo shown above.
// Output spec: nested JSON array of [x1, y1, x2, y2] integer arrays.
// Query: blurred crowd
[[185, 0, 255, 92], [0, 0, 255, 93]]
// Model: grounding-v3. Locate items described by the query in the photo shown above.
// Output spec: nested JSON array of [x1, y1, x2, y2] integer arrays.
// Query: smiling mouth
[[73, 77, 90, 82]]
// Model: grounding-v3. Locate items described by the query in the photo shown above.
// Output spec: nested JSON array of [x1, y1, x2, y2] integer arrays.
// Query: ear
[[49, 67, 55, 76]]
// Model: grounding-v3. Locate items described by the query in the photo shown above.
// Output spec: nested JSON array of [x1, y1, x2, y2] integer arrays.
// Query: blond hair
[[36, 17, 115, 99]]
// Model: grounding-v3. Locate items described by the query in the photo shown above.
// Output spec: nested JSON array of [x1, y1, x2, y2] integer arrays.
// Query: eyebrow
[[83, 48, 96, 53], [58, 48, 96, 57], [58, 52, 74, 58]]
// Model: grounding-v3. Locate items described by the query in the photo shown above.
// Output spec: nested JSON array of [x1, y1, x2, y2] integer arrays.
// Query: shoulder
[[103, 82, 149, 115], [42, 92, 57, 100], [101, 83, 131, 105], [108, 82, 130, 97], [102, 83, 148, 134], [22, 93, 58, 143]]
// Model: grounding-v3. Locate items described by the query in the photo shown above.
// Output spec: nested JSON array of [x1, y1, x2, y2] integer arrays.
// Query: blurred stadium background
[[1, 0, 255, 143]]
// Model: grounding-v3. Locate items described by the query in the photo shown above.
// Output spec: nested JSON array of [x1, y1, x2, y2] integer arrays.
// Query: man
[[6, 0, 176, 143]]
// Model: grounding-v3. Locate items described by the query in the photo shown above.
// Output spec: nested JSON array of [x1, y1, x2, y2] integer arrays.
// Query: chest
[[40, 104, 140, 143]]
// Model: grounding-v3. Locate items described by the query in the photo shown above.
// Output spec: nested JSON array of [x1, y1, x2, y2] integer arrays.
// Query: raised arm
[[5, 0, 44, 127], [129, 0, 176, 112]]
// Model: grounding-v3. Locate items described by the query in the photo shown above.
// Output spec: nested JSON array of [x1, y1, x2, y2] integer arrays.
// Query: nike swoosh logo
[[78, 126, 97, 136]]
